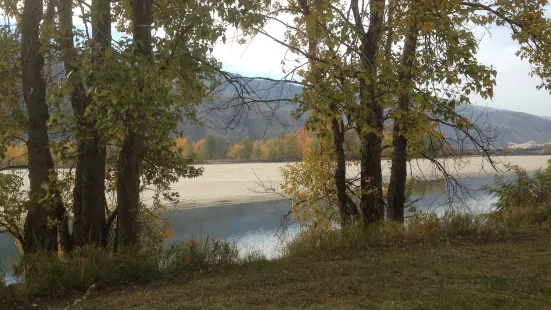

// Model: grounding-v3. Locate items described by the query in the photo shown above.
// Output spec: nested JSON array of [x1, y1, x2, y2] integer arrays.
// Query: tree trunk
[[331, 117, 353, 223], [116, 0, 152, 247], [21, 0, 57, 253], [54, 192, 73, 252], [297, 0, 354, 224], [358, 125, 384, 224], [387, 18, 419, 222], [116, 133, 144, 247], [58, 0, 109, 247], [356, 0, 386, 225]]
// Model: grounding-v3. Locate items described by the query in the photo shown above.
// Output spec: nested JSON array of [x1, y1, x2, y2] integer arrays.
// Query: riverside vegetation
[[3, 161, 551, 308], [3, 0, 551, 308]]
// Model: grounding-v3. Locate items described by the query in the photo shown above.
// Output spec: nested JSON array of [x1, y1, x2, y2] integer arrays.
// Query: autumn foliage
[[1, 144, 27, 166], [178, 128, 315, 161]]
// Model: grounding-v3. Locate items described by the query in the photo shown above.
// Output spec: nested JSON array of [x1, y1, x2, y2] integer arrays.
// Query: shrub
[[15, 247, 159, 297], [284, 210, 514, 258], [159, 238, 240, 278], [486, 203, 551, 229], [9, 237, 260, 298], [484, 160, 551, 212]]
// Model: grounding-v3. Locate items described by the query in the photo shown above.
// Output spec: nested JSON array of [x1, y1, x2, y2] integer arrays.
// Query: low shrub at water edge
[[160, 238, 240, 278], [483, 160, 551, 211], [283, 208, 551, 258], [8, 238, 265, 299], [15, 247, 160, 297]]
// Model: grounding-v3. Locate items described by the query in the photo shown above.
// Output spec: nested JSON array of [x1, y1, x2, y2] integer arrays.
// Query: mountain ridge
[[181, 79, 551, 146]]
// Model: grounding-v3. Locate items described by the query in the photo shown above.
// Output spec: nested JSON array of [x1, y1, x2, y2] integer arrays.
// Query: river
[[1, 156, 548, 281]]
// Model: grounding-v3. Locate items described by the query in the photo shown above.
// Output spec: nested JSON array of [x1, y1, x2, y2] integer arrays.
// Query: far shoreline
[[1, 155, 550, 212]]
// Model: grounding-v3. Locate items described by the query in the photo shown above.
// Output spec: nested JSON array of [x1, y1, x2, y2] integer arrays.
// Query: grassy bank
[[5, 205, 551, 309], [35, 231, 551, 310]]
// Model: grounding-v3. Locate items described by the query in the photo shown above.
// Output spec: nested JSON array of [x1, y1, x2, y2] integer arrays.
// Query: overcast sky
[[212, 21, 551, 117]]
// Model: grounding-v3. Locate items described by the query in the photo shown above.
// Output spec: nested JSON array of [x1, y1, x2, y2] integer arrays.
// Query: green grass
[[29, 231, 551, 310]]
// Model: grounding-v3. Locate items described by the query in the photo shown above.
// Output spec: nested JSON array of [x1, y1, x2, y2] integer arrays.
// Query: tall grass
[[160, 238, 240, 277], [284, 207, 551, 259], [8, 238, 266, 299]]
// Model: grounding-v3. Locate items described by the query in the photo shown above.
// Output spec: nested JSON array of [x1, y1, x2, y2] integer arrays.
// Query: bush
[[283, 210, 527, 259], [15, 247, 159, 297], [486, 203, 551, 229], [10, 237, 267, 299], [484, 160, 551, 212], [160, 238, 240, 278]]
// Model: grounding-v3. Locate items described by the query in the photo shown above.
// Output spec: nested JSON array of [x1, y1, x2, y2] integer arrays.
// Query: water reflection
[[408, 175, 506, 214], [160, 201, 298, 259]]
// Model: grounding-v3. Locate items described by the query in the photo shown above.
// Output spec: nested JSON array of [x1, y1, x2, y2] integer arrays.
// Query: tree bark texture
[[21, 0, 57, 253], [387, 17, 419, 222], [116, 0, 152, 247], [356, 0, 386, 225], [58, 0, 109, 247], [331, 117, 355, 223]]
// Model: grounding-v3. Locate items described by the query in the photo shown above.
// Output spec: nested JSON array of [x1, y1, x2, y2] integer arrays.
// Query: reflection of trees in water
[[408, 178, 446, 196]]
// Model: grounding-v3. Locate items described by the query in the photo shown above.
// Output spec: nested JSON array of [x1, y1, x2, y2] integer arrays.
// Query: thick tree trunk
[[387, 21, 419, 222], [21, 0, 57, 253], [331, 117, 353, 223], [116, 0, 152, 247], [358, 123, 384, 224], [357, 0, 386, 225], [116, 133, 144, 247], [58, 0, 109, 247]]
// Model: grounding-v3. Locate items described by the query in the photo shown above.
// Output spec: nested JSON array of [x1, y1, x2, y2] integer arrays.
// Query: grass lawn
[[39, 233, 551, 310]]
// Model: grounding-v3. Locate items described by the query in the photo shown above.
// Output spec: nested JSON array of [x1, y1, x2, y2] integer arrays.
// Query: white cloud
[[212, 18, 551, 117], [212, 19, 299, 79], [472, 25, 551, 116]]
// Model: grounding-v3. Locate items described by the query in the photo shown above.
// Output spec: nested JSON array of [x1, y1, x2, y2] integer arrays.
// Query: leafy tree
[[204, 134, 229, 160], [252, 140, 263, 160], [227, 144, 245, 160], [281, 138, 340, 228], [0, 173, 27, 246], [0, 0, 271, 253], [205, 134, 217, 159], [228, 137, 253, 160], [56, 0, 110, 248], [175, 137, 193, 156], [260, 138, 285, 161], [193, 139, 206, 160], [238, 137, 253, 160], [262, 0, 551, 227]]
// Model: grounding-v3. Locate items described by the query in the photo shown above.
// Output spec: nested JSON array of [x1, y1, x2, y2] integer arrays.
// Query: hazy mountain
[[182, 79, 551, 146], [449, 105, 551, 146], [179, 80, 306, 142]]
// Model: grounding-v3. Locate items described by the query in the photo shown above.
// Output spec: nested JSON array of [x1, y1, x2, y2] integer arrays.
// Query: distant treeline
[[4, 129, 550, 169]]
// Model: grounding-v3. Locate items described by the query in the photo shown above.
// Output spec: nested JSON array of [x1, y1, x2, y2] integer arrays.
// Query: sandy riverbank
[[3, 155, 550, 210], [149, 155, 551, 210]]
